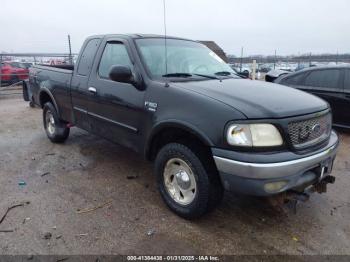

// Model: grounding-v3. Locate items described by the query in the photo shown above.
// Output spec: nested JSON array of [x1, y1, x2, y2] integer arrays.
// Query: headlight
[[227, 124, 283, 147]]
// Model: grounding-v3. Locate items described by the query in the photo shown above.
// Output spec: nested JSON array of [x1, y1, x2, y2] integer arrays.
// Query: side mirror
[[108, 65, 145, 90], [109, 65, 134, 84]]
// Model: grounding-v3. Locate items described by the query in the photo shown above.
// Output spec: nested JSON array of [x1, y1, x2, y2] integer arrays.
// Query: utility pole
[[240, 47, 243, 72], [68, 34, 72, 64], [273, 50, 277, 69]]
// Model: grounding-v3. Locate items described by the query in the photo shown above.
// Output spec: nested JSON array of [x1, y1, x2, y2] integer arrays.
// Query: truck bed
[[29, 64, 74, 122], [33, 64, 74, 73], [40, 64, 74, 71]]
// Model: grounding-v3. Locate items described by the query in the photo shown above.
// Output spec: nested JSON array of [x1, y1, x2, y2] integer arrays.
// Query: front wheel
[[43, 102, 70, 143], [154, 143, 223, 219]]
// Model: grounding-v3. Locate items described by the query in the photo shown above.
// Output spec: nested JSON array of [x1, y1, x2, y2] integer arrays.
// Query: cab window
[[77, 38, 100, 76], [98, 42, 132, 79]]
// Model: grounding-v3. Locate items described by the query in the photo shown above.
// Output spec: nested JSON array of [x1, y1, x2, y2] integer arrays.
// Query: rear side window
[[77, 38, 100, 76], [281, 73, 305, 85], [345, 69, 350, 90], [303, 69, 340, 89], [98, 42, 132, 79]]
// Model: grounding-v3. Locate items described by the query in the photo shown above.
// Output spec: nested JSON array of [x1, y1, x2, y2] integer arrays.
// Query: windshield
[[9, 62, 27, 69], [136, 38, 238, 79]]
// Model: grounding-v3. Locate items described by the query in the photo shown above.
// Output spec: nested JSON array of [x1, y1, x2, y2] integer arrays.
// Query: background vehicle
[[1, 61, 29, 85], [276, 65, 350, 128], [229, 66, 248, 78], [259, 65, 272, 73], [26, 34, 338, 219], [22, 62, 34, 69], [265, 69, 290, 82]]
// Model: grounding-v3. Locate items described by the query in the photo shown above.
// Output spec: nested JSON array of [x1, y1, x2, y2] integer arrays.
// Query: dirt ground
[[0, 95, 349, 255]]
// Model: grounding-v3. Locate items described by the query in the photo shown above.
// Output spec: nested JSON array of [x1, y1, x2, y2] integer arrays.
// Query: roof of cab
[[86, 34, 195, 42]]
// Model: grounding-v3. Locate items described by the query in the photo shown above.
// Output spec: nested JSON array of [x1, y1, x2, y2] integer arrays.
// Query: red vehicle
[[1, 61, 29, 85]]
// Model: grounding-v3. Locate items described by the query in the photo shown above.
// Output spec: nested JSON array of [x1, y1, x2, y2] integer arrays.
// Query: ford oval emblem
[[312, 123, 321, 133]]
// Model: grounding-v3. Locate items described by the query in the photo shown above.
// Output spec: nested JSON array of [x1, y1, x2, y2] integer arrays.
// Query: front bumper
[[213, 131, 339, 196]]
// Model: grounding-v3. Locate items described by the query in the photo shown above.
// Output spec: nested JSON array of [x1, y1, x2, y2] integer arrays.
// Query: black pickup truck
[[26, 34, 339, 219]]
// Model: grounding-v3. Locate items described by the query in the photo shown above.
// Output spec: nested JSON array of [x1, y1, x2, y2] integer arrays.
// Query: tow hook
[[314, 175, 336, 193]]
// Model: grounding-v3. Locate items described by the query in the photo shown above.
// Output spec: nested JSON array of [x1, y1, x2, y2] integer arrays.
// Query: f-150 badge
[[145, 101, 158, 112]]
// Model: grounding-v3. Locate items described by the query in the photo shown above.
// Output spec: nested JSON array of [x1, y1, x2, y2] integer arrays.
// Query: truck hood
[[174, 78, 328, 119]]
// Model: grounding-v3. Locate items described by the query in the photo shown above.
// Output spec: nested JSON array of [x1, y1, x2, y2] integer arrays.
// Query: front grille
[[288, 113, 332, 149]]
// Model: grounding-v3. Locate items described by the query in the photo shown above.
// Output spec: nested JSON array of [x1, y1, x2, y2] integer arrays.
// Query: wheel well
[[147, 127, 213, 162], [39, 92, 53, 108]]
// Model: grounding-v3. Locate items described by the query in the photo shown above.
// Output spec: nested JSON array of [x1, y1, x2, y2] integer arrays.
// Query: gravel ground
[[0, 96, 349, 255]]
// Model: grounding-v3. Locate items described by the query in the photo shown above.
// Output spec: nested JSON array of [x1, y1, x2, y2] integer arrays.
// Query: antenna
[[163, 0, 168, 76], [68, 34, 72, 65]]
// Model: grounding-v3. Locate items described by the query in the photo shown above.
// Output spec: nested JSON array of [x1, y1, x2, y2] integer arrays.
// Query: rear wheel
[[155, 143, 223, 219], [43, 102, 70, 143]]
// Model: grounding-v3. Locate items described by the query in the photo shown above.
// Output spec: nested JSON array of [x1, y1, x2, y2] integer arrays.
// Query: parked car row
[[229, 65, 264, 79], [0, 61, 30, 85]]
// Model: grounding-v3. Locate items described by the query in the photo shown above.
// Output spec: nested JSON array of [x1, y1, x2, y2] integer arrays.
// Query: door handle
[[88, 87, 97, 94]]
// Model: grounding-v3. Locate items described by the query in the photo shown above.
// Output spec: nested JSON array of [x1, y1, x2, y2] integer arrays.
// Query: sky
[[0, 0, 349, 56]]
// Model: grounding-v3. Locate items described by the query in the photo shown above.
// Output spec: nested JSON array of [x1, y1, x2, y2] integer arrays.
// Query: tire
[[43, 102, 70, 143], [154, 143, 223, 219], [22, 82, 29, 101]]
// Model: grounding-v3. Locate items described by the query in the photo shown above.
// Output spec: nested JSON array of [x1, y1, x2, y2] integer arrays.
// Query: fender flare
[[38, 87, 60, 116], [145, 119, 214, 158]]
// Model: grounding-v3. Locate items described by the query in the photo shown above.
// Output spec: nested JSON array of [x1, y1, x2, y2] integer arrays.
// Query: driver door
[[87, 38, 145, 152]]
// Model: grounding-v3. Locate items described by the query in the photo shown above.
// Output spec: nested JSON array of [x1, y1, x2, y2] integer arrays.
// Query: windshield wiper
[[162, 73, 192, 78], [162, 72, 223, 80], [193, 73, 220, 80], [214, 71, 232, 76]]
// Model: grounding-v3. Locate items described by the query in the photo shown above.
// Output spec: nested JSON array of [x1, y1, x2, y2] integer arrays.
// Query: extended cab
[[27, 34, 339, 219]]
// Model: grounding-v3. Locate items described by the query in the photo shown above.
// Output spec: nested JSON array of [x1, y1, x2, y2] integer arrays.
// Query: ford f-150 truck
[[26, 34, 339, 219]]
